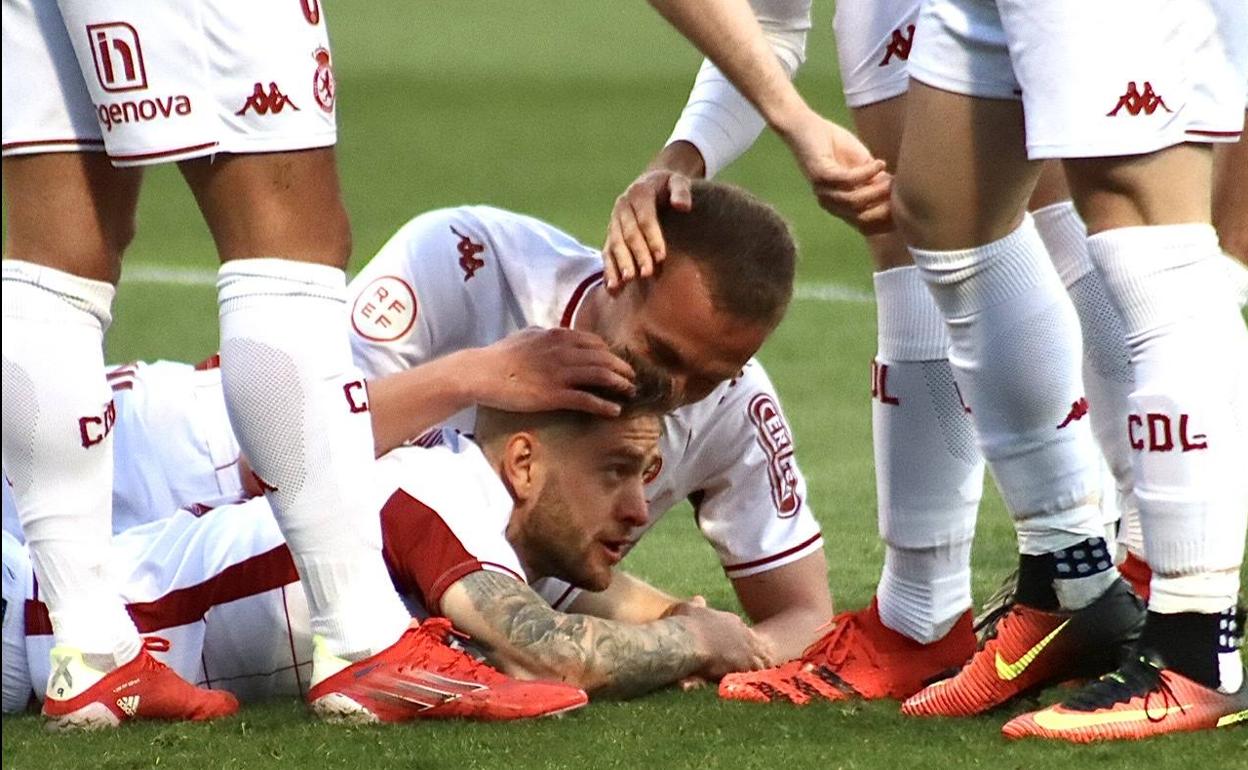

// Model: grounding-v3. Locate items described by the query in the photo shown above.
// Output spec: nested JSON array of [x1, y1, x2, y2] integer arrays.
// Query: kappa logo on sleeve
[[351, 276, 418, 342], [747, 394, 801, 517], [450, 226, 486, 281]]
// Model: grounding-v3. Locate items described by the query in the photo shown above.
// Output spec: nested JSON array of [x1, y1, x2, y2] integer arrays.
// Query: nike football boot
[[1003, 653, 1248, 742], [308, 617, 588, 722], [42, 644, 239, 731], [902, 578, 1145, 717], [719, 598, 975, 704]]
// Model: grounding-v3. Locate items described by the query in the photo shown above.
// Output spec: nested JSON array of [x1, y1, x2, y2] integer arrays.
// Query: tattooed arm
[[440, 570, 771, 699]]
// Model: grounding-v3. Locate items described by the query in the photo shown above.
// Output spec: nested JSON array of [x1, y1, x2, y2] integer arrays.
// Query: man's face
[[519, 413, 662, 591], [605, 258, 773, 405]]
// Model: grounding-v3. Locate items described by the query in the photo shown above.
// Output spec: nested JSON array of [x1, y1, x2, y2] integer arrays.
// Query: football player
[[0, 0, 870, 729], [2, 367, 772, 712], [604, 0, 1152, 709], [3, 180, 833, 666], [888, 0, 1248, 741]]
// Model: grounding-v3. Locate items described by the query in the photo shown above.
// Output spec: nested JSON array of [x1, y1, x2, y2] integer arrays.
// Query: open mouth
[[599, 539, 628, 563]]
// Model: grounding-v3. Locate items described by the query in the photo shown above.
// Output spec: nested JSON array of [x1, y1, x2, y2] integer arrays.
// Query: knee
[[106, 214, 138, 260], [890, 172, 945, 249]]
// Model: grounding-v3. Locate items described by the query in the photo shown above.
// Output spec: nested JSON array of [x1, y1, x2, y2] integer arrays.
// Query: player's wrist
[[648, 142, 707, 179], [452, 347, 496, 405]]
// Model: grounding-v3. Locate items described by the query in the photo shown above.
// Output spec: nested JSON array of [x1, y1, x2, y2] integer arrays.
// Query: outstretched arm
[[440, 571, 772, 699]]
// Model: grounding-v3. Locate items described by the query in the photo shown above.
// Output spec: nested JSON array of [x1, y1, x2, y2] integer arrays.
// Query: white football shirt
[[348, 206, 823, 607]]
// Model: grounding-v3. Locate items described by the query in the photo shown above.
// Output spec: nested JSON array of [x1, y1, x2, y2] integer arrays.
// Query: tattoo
[[457, 571, 702, 698]]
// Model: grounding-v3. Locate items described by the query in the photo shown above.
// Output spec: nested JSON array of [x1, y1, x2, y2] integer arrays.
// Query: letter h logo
[[87, 22, 148, 93]]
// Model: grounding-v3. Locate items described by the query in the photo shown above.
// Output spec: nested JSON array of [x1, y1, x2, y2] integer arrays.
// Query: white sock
[[1033, 202, 1140, 557], [1089, 225, 1248, 615], [911, 217, 1106, 563], [1, 262, 141, 668], [872, 267, 980, 643], [218, 259, 409, 659]]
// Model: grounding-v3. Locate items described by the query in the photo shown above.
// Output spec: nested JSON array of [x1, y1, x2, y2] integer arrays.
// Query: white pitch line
[[121, 264, 876, 304]]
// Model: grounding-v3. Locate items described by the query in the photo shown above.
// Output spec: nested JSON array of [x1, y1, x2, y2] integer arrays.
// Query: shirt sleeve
[[377, 448, 526, 615], [686, 363, 823, 579], [347, 207, 508, 379], [665, 0, 812, 178]]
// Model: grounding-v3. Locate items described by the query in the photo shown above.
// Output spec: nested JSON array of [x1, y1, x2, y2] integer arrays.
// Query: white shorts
[[833, 0, 919, 108], [907, 0, 1248, 158], [1, 0, 337, 166]]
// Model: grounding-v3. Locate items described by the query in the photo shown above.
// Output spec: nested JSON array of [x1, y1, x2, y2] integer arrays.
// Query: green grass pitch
[[2, 2, 1243, 767]]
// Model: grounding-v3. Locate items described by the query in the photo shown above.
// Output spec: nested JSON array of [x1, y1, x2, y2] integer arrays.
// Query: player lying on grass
[[2, 367, 773, 714], [3, 180, 833, 666]]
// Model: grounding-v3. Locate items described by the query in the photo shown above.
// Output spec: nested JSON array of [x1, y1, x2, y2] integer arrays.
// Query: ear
[[500, 432, 540, 503]]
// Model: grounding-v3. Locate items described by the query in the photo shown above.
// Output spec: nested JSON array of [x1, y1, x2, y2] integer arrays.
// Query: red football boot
[[1003, 654, 1248, 742], [42, 644, 239, 731], [719, 598, 976, 705], [902, 579, 1144, 717], [308, 617, 588, 722]]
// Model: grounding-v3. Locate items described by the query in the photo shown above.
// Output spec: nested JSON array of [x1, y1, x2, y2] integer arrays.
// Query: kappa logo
[[450, 226, 486, 281], [116, 695, 140, 717], [1107, 81, 1172, 117], [747, 394, 802, 517], [1056, 397, 1089, 429], [236, 82, 300, 116], [878, 24, 915, 67]]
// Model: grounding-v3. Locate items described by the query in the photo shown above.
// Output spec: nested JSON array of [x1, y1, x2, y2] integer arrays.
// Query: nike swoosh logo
[[1034, 704, 1188, 730], [995, 620, 1070, 681]]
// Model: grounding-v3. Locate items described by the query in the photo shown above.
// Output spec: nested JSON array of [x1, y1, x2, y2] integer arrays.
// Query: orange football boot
[[1003, 654, 1248, 742], [42, 644, 239, 731], [719, 598, 975, 705], [902, 579, 1144, 717], [308, 617, 588, 722]]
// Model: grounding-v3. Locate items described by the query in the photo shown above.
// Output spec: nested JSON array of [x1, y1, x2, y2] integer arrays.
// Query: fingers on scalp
[[560, 390, 622, 417]]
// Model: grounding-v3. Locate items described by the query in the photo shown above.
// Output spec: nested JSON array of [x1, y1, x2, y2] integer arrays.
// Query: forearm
[[499, 602, 708, 699], [565, 571, 683, 624], [663, 3, 809, 179], [366, 348, 487, 456], [732, 550, 833, 662], [748, 605, 827, 662], [647, 0, 814, 139], [444, 573, 708, 699]]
